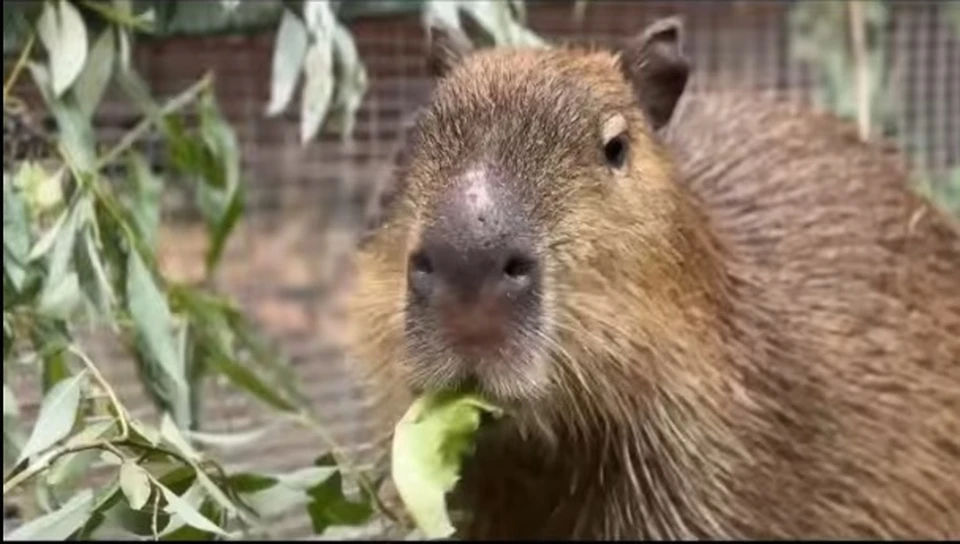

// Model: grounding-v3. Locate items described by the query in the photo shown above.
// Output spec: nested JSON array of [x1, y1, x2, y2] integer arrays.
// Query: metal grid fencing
[[6, 0, 958, 539]]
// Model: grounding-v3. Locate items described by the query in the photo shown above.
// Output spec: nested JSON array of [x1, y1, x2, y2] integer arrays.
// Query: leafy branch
[[263, 0, 543, 144], [2, 0, 390, 539], [4, 0, 549, 540]]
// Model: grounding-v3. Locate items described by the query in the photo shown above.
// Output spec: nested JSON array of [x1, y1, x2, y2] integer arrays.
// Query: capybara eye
[[604, 134, 628, 169]]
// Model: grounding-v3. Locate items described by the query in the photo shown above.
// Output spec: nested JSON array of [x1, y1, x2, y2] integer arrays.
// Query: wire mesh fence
[[5, 0, 958, 539]]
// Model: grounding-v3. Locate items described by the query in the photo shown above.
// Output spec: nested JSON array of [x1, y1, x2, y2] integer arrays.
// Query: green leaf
[[278, 464, 338, 489], [300, 0, 336, 143], [130, 341, 183, 429], [128, 418, 160, 446], [226, 309, 308, 406], [120, 461, 153, 510], [3, 414, 27, 472], [4, 247, 29, 296], [5, 488, 95, 540], [240, 481, 311, 519], [192, 90, 244, 273], [174, 286, 305, 411], [16, 369, 88, 466], [126, 250, 190, 425], [3, 383, 18, 416], [160, 0, 282, 36], [27, 205, 69, 263], [300, 41, 334, 143], [115, 64, 162, 120], [13, 161, 64, 216], [2, 383, 26, 471], [266, 9, 309, 116], [116, 25, 133, 71], [182, 320, 205, 428], [3, 1, 36, 56], [73, 480, 127, 540], [459, 0, 545, 47], [158, 464, 200, 494], [76, 225, 115, 318], [207, 353, 296, 412], [159, 412, 201, 463], [325, 22, 368, 139], [305, 469, 374, 534], [183, 425, 273, 448], [64, 418, 116, 448], [3, 173, 30, 258], [2, 316, 12, 361], [193, 469, 239, 517], [201, 182, 243, 274], [26, 61, 98, 172], [226, 472, 278, 494], [153, 479, 203, 537], [98, 491, 169, 538], [162, 113, 205, 177], [391, 392, 503, 538], [231, 465, 331, 520], [423, 0, 462, 32], [100, 450, 123, 466], [3, 175, 31, 291], [509, 0, 527, 22], [36, 198, 86, 319], [47, 448, 100, 488], [157, 480, 229, 537], [161, 498, 224, 541], [72, 29, 116, 119], [229, 465, 336, 520], [36, 0, 89, 97], [41, 198, 82, 291], [31, 319, 72, 392], [198, 90, 238, 191], [37, 271, 82, 320], [125, 153, 163, 250]]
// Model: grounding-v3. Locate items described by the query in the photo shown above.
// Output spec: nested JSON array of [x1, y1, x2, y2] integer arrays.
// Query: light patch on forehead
[[459, 167, 495, 217], [602, 112, 628, 142]]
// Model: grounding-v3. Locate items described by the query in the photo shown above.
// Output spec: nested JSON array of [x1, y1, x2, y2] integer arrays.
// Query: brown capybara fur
[[343, 17, 960, 540]]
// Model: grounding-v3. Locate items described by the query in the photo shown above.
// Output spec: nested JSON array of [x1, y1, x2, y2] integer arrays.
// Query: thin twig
[[95, 72, 214, 170], [3, 31, 36, 100], [68, 345, 130, 441], [3, 442, 111, 494], [2, 438, 195, 495], [848, 0, 871, 140], [289, 411, 401, 523], [100, 441, 127, 461]]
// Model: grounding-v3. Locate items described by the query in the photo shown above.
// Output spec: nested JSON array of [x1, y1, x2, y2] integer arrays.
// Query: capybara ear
[[425, 22, 475, 79], [618, 16, 691, 130]]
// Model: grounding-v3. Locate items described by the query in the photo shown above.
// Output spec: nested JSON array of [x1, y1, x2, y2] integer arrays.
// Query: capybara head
[[345, 18, 733, 429]]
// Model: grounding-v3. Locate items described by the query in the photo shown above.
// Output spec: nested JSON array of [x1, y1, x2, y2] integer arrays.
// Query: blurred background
[[4, 0, 959, 540]]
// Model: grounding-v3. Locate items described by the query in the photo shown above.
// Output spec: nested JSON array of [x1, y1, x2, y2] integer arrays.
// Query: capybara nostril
[[503, 253, 536, 280], [408, 237, 539, 303]]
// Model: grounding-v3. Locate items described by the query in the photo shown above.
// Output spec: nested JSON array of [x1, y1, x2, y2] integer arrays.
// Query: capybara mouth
[[402, 343, 542, 413], [404, 289, 547, 403]]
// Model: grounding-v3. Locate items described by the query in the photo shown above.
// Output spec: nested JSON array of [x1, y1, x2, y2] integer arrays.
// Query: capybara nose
[[408, 237, 538, 303], [407, 169, 539, 307]]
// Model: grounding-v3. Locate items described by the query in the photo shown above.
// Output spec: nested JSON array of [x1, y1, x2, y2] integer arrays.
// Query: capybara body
[[344, 18, 960, 540]]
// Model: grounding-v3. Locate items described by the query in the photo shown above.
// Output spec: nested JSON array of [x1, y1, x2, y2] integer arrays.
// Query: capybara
[[344, 17, 960, 539]]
